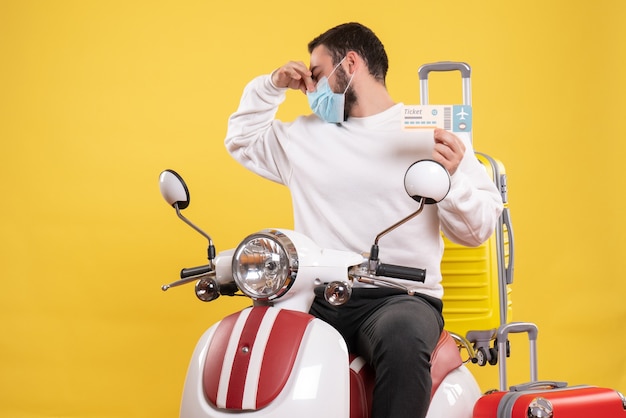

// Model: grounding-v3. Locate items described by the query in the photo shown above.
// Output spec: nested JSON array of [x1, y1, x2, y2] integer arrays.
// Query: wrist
[[268, 71, 287, 91]]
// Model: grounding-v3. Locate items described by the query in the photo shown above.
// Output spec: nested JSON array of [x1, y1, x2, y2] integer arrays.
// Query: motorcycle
[[158, 159, 482, 418]]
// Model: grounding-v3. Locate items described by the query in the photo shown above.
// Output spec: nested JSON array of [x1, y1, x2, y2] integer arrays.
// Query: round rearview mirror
[[159, 169, 190, 209], [404, 160, 451, 204]]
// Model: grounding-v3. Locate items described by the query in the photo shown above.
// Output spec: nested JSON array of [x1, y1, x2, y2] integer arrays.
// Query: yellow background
[[1, 0, 625, 416]]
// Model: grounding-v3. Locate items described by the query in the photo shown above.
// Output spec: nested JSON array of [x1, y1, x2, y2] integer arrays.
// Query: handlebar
[[375, 263, 426, 282], [162, 264, 215, 291], [180, 264, 212, 278]]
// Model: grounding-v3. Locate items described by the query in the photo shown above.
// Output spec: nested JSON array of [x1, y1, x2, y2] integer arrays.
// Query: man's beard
[[335, 67, 357, 121]]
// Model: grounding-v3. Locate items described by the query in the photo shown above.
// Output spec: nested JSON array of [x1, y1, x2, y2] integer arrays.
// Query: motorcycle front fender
[[180, 306, 350, 418]]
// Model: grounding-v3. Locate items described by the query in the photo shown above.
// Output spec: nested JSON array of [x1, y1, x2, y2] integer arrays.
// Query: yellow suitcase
[[418, 62, 515, 366], [440, 153, 513, 336]]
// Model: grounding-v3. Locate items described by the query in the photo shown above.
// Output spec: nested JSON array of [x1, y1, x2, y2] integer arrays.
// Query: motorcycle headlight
[[232, 230, 298, 300]]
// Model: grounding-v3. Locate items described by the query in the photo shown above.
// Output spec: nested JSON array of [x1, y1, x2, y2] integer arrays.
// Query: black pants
[[310, 287, 444, 418]]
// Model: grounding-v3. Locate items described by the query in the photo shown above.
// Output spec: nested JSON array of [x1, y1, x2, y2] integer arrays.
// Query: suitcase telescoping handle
[[497, 322, 539, 391], [418, 61, 472, 106]]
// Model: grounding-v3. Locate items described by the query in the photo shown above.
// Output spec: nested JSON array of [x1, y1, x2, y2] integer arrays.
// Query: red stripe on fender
[[203, 311, 241, 406], [225, 306, 269, 409], [256, 309, 315, 408]]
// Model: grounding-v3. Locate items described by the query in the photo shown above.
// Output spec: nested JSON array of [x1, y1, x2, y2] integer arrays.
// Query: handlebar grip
[[180, 264, 212, 278], [375, 263, 426, 282]]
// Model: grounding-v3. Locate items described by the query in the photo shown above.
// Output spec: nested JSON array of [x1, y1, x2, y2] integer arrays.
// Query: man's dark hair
[[308, 22, 389, 84]]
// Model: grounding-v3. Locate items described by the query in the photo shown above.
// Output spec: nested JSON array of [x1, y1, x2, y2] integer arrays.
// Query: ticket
[[401, 105, 472, 133]]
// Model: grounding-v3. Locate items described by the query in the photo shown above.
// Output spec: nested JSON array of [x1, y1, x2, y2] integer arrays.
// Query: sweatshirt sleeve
[[436, 133, 504, 247], [224, 74, 292, 185]]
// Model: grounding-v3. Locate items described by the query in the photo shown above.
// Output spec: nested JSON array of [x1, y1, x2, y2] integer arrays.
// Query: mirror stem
[[368, 198, 425, 269], [374, 198, 425, 246], [175, 203, 215, 268]]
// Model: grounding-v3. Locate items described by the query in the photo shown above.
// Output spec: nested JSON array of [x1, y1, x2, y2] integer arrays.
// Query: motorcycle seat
[[349, 329, 463, 417]]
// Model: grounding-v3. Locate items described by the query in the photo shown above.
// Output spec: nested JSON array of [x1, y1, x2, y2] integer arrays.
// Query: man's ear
[[345, 50, 361, 75]]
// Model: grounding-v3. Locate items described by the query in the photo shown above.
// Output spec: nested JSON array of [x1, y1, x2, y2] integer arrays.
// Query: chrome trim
[[527, 397, 553, 418], [232, 229, 298, 301], [617, 391, 626, 410], [448, 331, 477, 364]]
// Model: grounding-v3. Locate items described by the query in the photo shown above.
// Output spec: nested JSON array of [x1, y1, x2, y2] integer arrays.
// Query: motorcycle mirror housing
[[159, 169, 190, 209], [158, 169, 216, 277], [404, 160, 451, 204]]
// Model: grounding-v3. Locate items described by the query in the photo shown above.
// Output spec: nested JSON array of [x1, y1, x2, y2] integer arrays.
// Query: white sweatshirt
[[225, 75, 503, 299]]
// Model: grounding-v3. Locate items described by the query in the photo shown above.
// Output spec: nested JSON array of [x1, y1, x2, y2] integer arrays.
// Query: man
[[225, 22, 502, 418]]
